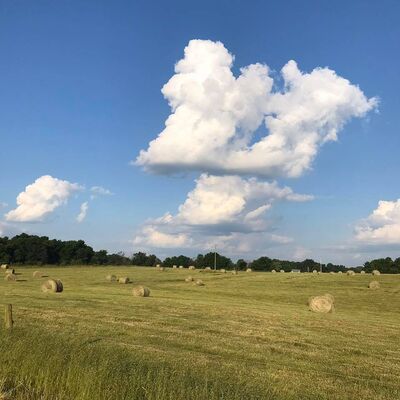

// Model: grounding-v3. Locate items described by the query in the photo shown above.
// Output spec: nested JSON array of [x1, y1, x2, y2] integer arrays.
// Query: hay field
[[0, 266, 399, 400]]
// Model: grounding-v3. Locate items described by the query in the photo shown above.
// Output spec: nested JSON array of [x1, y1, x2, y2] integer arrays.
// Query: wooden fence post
[[5, 304, 13, 329]]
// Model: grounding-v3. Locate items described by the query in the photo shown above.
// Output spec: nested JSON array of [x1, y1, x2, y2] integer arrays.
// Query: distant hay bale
[[271, 269, 276, 273], [179, 265, 184, 269], [347, 270, 355, 276], [132, 285, 150, 297], [33, 271, 43, 278], [158, 267, 165, 272], [106, 274, 117, 282], [246, 268, 252, 273], [4, 273, 16, 282], [185, 276, 194, 282], [41, 279, 63, 293], [368, 280, 380, 290], [172, 265, 177, 269], [312, 270, 318, 274], [329, 271, 335, 274], [118, 277, 130, 284], [338, 271, 343, 274], [5, 269, 15, 275], [0, 264, 9, 270], [156, 264, 161, 268], [231, 270, 238, 275], [194, 279, 205, 286], [204, 267, 212, 271], [188, 265, 195, 270], [360, 270, 366, 274], [372, 270, 381, 276], [308, 294, 334, 313], [220, 269, 226, 273], [280, 269, 285, 273]]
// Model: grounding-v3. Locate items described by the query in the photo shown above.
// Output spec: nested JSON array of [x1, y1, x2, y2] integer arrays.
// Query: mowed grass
[[0, 267, 400, 400]]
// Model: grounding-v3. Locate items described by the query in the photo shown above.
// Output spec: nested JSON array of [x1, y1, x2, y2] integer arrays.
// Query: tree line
[[0, 234, 399, 273]]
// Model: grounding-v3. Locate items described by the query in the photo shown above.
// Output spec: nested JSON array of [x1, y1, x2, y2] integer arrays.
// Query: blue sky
[[1, 0, 399, 264]]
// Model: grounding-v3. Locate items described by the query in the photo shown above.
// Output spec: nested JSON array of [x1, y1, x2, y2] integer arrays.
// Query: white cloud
[[76, 201, 89, 223], [0, 202, 8, 208], [0, 221, 20, 237], [90, 186, 113, 199], [136, 39, 377, 178], [355, 199, 400, 245], [5, 175, 82, 222], [132, 174, 310, 251]]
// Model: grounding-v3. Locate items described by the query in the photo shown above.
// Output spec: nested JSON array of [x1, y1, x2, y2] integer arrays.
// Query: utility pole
[[214, 245, 217, 271]]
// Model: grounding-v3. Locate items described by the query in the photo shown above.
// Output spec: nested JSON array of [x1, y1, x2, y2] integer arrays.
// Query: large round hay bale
[[231, 270, 238, 275], [179, 265, 184, 269], [372, 270, 381, 276], [0, 264, 9, 270], [204, 267, 212, 271], [312, 269, 318, 274], [338, 271, 343, 274], [368, 280, 380, 290], [271, 269, 276, 273], [194, 279, 205, 286], [185, 276, 194, 282], [280, 269, 285, 273], [188, 265, 195, 270], [118, 277, 130, 284], [4, 273, 16, 282], [360, 270, 366, 274], [246, 268, 252, 273], [132, 285, 150, 297], [308, 294, 334, 313], [323, 293, 335, 303], [5, 269, 15, 275], [33, 271, 43, 278], [347, 270, 355, 276], [172, 265, 177, 269], [41, 279, 63, 293], [329, 271, 335, 274], [156, 264, 161, 268], [106, 274, 117, 282], [220, 269, 226, 273]]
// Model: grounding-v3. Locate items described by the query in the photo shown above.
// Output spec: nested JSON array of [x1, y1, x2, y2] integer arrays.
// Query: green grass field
[[0, 266, 399, 400]]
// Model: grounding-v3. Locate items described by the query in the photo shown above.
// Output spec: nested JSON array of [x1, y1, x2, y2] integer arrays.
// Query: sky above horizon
[[1, 0, 400, 265]]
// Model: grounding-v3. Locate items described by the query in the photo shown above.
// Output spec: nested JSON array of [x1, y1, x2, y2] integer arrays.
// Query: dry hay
[[204, 267, 212, 271], [188, 265, 196, 270], [41, 279, 63, 293], [132, 285, 150, 297], [329, 271, 335, 274], [185, 276, 194, 282], [347, 270, 355, 276], [33, 271, 43, 278], [246, 268, 252, 273], [194, 279, 205, 286], [179, 265, 184, 269], [157, 267, 165, 272], [280, 269, 285, 273], [231, 270, 238, 275], [118, 277, 130, 284], [172, 265, 177, 269], [4, 273, 16, 282], [360, 270, 366, 274], [368, 280, 380, 290], [220, 269, 226, 273], [156, 264, 161, 268], [338, 271, 343, 274], [106, 274, 117, 282], [271, 269, 276, 273], [308, 293, 334, 313], [312, 270, 318, 274], [0, 264, 9, 270], [372, 270, 381, 276], [5, 269, 15, 275]]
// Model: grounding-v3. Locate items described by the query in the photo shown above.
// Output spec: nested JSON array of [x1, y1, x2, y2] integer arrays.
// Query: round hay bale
[[188, 265, 195, 270], [179, 265, 184, 269], [4, 273, 16, 282], [118, 277, 130, 284], [368, 280, 380, 290], [5, 269, 15, 275], [33, 271, 43, 278], [323, 293, 335, 303], [308, 294, 334, 313], [156, 264, 161, 268], [347, 270, 355, 276], [132, 285, 150, 297], [158, 267, 165, 272], [280, 269, 285, 273], [329, 271, 335, 275], [372, 270, 381, 276], [220, 269, 226, 273], [246, 268, 252, 273], [194, 279, 205, 286], [41, 279, 63, 293], [204, 267, 212, 271], [231, 270, 238, 275], [0, 264, 9, 270], [338, 271, 343, 274], [185, 276, 194, 282], [271, 269, 276, 273], [312, 270, 318, 274], [106, 274, 117, 282], [172, 265, 177, 269], [360, 270, 366, 274]]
